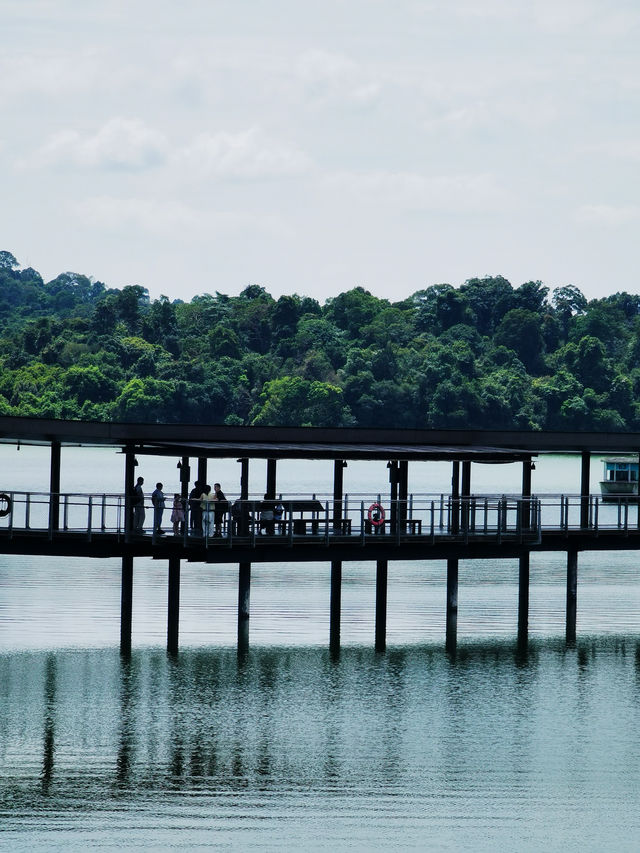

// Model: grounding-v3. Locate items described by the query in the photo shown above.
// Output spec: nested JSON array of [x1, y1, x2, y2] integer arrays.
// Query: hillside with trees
[[0, 249, 638, 431]]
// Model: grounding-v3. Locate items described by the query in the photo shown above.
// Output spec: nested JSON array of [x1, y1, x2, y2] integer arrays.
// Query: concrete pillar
[[333, 459, 346, 532], [461, 460, 471, 533], [398, 460, 408, 530], [522, 460, 533, 530], [375, 559, 388, 652], [388, 461, 398, 533], [124, 447, 136, 538], [566, 548, 578, 644], [120, 555, 133, 655], [238, 561, 251, 653], [266, 459, 277, 499], [167, 557, 181, 655], [239, 457, 249, 535], [446, 558, 458, 652], [49, 439, 61, 533], [451, 461, 460, 534], [197, 457, 207, 488], [580, 451, 590, 529]]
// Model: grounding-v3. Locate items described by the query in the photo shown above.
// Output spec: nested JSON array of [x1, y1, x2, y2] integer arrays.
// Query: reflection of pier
[[2, 416, 640, 654]]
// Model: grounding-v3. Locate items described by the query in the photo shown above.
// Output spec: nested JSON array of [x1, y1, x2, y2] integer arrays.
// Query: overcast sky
[[2, 0, 639, 304]]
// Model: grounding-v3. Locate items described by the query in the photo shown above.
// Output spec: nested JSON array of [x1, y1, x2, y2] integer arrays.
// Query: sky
[[2, 0, 639, 304]]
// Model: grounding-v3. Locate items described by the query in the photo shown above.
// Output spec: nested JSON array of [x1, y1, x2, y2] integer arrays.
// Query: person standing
[[213, 482, 227, 536], [133, 476, 145, 533], [170, 493, 185, 536], [151, 482, 166, 535], [189, 480, 202, 535], [200, 484, 215, 538]]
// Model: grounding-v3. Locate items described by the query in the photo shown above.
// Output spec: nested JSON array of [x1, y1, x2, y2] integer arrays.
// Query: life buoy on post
[[367, 502, 385, 527], [0, 493, 12, 518]]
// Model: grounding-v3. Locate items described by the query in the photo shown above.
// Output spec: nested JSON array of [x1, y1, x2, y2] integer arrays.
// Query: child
[[171, 493, 185, 535]]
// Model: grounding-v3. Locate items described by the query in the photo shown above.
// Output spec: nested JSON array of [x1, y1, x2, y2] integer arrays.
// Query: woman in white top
[[200, 485, 216, 537]]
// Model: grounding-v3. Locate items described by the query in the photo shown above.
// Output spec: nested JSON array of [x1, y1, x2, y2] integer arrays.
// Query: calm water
[[2, 447, 640, 850]]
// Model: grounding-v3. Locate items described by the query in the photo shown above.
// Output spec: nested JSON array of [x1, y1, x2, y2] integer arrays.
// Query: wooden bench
[[364, 519, 422, 535]]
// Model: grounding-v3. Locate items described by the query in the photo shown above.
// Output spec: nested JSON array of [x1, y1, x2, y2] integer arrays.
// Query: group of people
[[131, 477, 227, 537]]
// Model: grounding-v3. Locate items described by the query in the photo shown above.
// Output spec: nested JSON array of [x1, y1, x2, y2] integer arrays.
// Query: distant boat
[[600, 456, 639, 501]]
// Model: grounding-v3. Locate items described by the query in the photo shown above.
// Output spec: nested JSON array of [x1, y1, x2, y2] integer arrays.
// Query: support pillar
[[167, 557, 180, 655], [239, 457, 249, 535], [179, 456, 190, 505], [566, 549, 578, 645], [580, 450, 590, 529], [330, 560, 342, 657], [49, 439, 61, 533], [398, 460, 408, 531], [266, 459, 277, 499], [522, 459, 532, 530], [446, 558, 458, 653], [124, 445, 136, 539], [517, 553, 530, 647], [461, 460, 471, 533], [375, 559, 388, 652], [120, 555, 133, 656], [238, 562, 251, 653], [388, 461, 398, 533], [451, 461, 460, 534], [197, 457, 207, 488], [332, 459, 346, 532]]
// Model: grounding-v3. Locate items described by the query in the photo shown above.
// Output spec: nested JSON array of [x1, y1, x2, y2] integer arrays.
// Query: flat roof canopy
[[1, 414, 640, 460]]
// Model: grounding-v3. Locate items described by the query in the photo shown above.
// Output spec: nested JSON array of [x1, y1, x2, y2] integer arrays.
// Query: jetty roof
[[1, 414, 640, 461]]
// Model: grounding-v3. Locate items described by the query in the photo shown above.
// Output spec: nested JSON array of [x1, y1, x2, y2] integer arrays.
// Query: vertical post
[[388, 461, 399, 533], [517, 553, 530, 647], [179, 456, 190, 504], [446, 558, 458, 653], [120, 555, 133, 655], [461, 460, 471, 533], [167, 557, 180, 655], [375, 559, 388, 652], [522, 459, 532, 530], [124, 445, 136, 539], [330, 560, 342, 657], [580, 450, 590, 529], [333, 459, 346, 532], [451, 461, 460, 534], [49, 439, 61, 533], [266, 459, 277, 499], [398, 460, 408, 532], [238, 562, 251, 654], [239, 457, 249, 535], [566, 548, 578, 644], [197, 457, 207, 489]]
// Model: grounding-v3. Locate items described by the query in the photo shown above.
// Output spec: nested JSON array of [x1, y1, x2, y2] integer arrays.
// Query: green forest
[[0, 249, 637, 431]]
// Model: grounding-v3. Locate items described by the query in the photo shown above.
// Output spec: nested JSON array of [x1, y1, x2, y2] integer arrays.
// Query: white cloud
[[576, 204, 640, 226], [73, 196, 293, 239], [296, 49, 381, 106], [326, 170, 511, 213], [176, 127, 312, 179], [29, 118, 169, 170]]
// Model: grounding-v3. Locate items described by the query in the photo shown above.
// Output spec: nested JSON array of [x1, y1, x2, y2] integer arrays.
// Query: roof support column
[[49, 440, 61, 534], [461, 460, 471, 534], [266, 459, 277, 499], [333, 460, 346, 533], [450, 461, 460, 535], [580, 451, 590, 529], [124, 444, 136, 540], [398, 460, 408, 532]]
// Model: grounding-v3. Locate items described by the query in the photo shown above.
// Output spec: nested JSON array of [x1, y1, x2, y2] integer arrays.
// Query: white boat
[[599, 456, 639, 501]]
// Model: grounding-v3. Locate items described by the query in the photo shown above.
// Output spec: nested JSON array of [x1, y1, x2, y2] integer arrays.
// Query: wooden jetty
[[1, 415, 640, 656]]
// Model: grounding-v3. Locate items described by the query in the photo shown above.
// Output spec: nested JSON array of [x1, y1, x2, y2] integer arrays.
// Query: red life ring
[[0, 493, 12, 518], [367, 502, 385, 527]]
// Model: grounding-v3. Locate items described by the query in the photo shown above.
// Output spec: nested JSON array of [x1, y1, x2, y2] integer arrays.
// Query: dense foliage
[[0, 249, 638, 430]]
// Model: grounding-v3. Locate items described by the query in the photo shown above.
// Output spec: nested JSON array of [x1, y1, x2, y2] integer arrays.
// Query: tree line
[[0, 249, 638, 431]]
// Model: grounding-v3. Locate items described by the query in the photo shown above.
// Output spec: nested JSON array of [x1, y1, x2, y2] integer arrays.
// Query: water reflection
[[40, 653, 56, 794], [3, 640, 640, 850]]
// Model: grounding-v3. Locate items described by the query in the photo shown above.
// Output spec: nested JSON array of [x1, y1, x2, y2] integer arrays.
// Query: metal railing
[[0, 490, 638, 545]]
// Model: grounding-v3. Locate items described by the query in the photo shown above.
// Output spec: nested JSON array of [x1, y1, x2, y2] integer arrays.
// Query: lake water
[[1, 446, 640, 850]]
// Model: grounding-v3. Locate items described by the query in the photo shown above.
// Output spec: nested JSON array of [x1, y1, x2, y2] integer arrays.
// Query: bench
[[364, 519, 422, 535]]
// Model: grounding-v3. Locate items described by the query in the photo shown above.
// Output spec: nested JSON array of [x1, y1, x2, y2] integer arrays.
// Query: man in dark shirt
[[213, 483, 227, 536]]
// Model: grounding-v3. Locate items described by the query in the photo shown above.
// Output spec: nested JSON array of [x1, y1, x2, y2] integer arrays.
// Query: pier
[[1, 415, 640, 654]]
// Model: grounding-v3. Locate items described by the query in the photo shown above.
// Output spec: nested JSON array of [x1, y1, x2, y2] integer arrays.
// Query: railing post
[[360, 501, 365, 545], [430, 500, 435, 544], [101, 495, 107, 532], [63, 495, 69, 531], [87, 495, 93, 541], [25, 494, 31, 530]]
